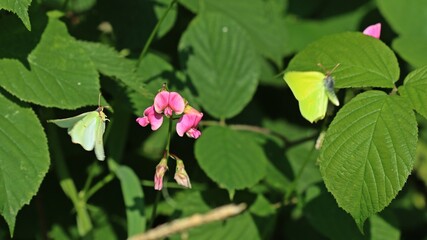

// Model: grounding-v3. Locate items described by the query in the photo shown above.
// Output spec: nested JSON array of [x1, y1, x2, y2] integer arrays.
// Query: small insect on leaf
[[283, 64, 340, 123], [48, 95, 109, 161]]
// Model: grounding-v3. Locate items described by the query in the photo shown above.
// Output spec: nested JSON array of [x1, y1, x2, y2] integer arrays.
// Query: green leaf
[[78, 41, 161, 115], [392, 36, 427, 68], [114, 164, 146, 237], [287, 141, 322, 194], [88, 206, 118, 240], [283, 4, 369, 53], [80, 42, 177, 115], [248, 194, 276, 239], [78, 41, 135, 83], [415, 141, 427, 187], [319, 91, 418, 231], [286, 32, 399, 89], [368, 214, 400, 240], [304, 185, 364, 240], [130, 54, 175, 115], [0, 91, 50, 235], [399, 66, 427, 120], [195, 126, 267, 190], [377, 0, 427, 36], [0, 16, 99, 109], [179, 0, 287, 64], [179, 13, 260, 119], [377, 0, 427, 67], [0, 0, 32, 30]]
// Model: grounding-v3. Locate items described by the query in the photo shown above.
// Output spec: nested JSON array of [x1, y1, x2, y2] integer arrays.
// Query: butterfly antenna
[[329, 63, 340, 74], [98, 93, 102, 107], [318, 63, 340, 75]]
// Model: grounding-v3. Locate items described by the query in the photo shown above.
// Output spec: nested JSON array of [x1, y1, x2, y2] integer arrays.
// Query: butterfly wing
[[48, 112, 91, 130], [284, 71, 329, 123], [68, 111, 99, 151], [298, 87, 328, 123], [94, 111, 107, 161]]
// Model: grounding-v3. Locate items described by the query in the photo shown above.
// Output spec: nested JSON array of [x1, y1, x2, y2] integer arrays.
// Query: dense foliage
[[1, 0, 427, 239]]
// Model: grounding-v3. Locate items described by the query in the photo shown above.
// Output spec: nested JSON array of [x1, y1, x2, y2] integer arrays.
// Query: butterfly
[[284, 64, 340, 123], [49, 96, 109, 161]]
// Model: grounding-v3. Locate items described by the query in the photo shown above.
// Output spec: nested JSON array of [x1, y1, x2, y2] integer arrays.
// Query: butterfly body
[[284, 70, 339, 123]]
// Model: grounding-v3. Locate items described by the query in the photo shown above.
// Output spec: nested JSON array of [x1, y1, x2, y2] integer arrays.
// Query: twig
[[129, 203, 247, 240]]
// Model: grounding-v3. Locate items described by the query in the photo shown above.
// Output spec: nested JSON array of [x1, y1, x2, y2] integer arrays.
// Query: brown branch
[[129, 203, 247, 240]]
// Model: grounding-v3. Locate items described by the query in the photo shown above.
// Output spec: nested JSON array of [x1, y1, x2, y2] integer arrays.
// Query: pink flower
[[176, 106, 203, 139], [154, 158, 168, 191], [363, 23, 381, 39], [154, 91, 185, 117], [174, 159, 191, 188], [136, 106, 163, 130]]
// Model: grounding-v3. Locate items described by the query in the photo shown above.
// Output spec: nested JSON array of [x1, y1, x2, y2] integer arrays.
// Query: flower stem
[[284, 148, 317, 203], [135, 0, 177, 69], [149, 117, 174, 228], [200, 120, 317, 146], [84, 173, 115, 201], [165, 117, 173, 158], [42, 109, 93, 235]]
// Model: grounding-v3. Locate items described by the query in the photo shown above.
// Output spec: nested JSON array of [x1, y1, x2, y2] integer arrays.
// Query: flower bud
[[174, 159, 192, 189], [154, 158, 168, 191]]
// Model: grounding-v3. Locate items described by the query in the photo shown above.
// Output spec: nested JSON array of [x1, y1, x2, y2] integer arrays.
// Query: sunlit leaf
[[0, 15, 99, 109], [319, 91, 417, 231], [0, 92, 50, 235], [179, 13, 259, 119], [286, 32, 399, 89], [195, 126, 267, 190], [179, 0, 287, 64]]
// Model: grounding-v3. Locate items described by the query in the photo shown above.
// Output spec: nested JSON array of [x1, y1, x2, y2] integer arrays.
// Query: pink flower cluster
[[136, 89, 203, 139]]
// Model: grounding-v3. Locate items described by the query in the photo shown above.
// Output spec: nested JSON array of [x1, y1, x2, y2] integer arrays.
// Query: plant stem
[[85, 173, 115, 201], [149, 117, 173, 228], [284, 148, 316, 203], [165, 117, 173, 158], [136, 0, 177, 68], [200, 120, 317, 146], [43, 109, 93, 235]]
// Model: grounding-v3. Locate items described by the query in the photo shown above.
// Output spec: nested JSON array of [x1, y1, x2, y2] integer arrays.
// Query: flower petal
[[136, 117, 149, 127], [164, 107, 173, 117], [176, 114, 192, 136], [186, 128, 201, 139], [154, 91, 170, 113], [169, 92, 185, 114], [363, 23, 381, 39], [148, 112, 163, 131]]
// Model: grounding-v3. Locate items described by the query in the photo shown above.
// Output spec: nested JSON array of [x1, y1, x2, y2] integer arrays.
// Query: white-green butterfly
[[49, 97, 109, 161], [284, 64, 340, 123]]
